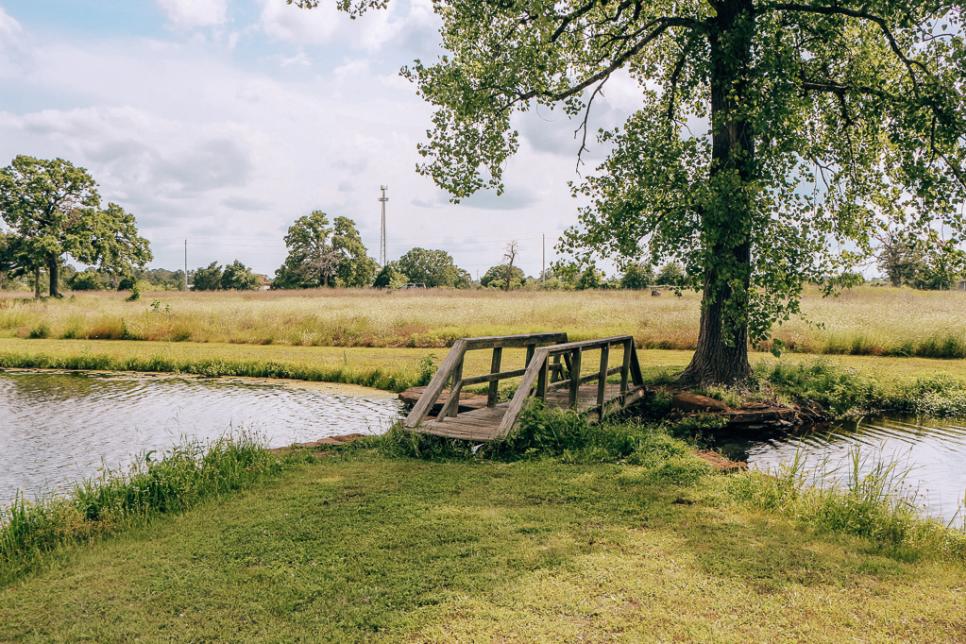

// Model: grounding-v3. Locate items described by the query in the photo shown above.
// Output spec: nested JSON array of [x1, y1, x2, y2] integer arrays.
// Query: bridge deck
[[404, 334, 646, 442], [415, 383, 646, 441]]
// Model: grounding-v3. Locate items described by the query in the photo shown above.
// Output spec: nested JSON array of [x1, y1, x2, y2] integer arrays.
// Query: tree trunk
[[47, 255, 61, 298], [33, 266, 41, 299], [680, 0, 755, 386]]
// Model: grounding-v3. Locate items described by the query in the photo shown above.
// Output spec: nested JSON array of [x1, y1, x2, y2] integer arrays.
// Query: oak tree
[[298, 0, 965, 384], [0, 156, 151, 297]]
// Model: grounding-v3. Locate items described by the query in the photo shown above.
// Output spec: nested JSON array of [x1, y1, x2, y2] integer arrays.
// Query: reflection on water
[[718, 416, 966, 524], [0, 371, 403, 504]]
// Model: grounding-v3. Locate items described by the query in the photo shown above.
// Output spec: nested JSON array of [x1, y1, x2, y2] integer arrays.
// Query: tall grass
[[760, 361, 966, 417], [0, 350, 432, 392], [0, 435, 283, 584], [378, 403, 711, 485], [2, 286, 964, 358], [728, 449, 966, 561]]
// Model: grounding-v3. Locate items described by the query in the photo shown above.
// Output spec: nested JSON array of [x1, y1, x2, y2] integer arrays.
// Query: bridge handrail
[[403, 332, 568, 428], [495, 336, 644, 437]]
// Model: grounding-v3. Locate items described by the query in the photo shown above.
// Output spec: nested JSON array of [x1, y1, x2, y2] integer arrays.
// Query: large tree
[[396, 247, 472, 288], [274, 211, 377, 288], [0, 156, 152, 297], [296, 0, 965, 384]]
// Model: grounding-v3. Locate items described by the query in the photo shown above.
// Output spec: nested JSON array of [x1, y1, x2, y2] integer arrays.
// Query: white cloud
[[0, 4, 585, 277], [156, 0, 228, 28], [0, 6, 22, 43], [260, 0, 339, 44]]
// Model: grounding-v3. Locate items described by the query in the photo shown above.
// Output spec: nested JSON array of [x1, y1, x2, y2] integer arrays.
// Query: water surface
[[719, 416, 966, 524], [0, 371, 403, 504]]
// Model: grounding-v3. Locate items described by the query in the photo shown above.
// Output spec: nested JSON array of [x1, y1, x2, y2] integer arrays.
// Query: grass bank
[[1, 416, 964, 641], [2, 286, 965, 358], [2, 337, 965, 416], [0, 435, 287, 585]]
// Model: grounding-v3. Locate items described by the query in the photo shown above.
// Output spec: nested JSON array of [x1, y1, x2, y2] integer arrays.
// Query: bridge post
[[596, 344, 609, 421], [487, 347, 502, 407]]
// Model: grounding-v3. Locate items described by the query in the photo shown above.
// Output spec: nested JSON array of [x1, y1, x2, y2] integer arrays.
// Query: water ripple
[[0, 372, 403, 504]]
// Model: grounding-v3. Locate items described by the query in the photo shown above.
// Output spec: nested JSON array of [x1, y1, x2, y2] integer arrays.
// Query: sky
[[0, 0, 644, 278]]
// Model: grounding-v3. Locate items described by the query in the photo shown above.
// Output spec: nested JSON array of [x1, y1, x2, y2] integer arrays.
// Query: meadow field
[[1, 285, 965, 358]]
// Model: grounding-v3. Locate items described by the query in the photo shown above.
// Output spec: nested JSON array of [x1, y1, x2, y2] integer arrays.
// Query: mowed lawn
[[1, 453, 964, 642]]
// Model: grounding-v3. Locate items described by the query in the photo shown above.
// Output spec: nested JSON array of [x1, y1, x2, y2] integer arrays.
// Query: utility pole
[[183, 239, 188, 291], [378, 185, 389, 266], [541, 234, 546, 287]]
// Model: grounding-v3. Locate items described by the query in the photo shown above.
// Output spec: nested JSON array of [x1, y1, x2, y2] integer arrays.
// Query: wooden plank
[[496, 347, 550, 437], [629, 342, 644, 386], [463, 333, 567, 350], [620, 338, 631, 396], [398, 387, 487, 413], [461, 367, 527, 386], [568, 349, 582, 408], [597, 344, 609, 421], [535, 359, 548, 400], [404, 339, 465, 428], [487, 347, 502, 407], [439, 357, 464, 418], [545, 366, 623, 390], [545, 336, 633, 354]]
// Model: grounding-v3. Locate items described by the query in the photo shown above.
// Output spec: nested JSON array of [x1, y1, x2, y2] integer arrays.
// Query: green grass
[[0, 435, 288, 585], [1, 432, 963, 641]]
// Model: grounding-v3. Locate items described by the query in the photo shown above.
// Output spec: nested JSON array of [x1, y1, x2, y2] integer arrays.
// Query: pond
[[718, 416, 966, 525], [0, 371, 403, 505], [3, 370, 965, 525]]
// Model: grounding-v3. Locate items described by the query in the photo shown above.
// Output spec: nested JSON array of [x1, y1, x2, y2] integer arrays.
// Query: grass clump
[[377, 404, 711, 486], [728, 452, 966, 562], [0, 435, 283, 584], [761, 360, 966, 418]]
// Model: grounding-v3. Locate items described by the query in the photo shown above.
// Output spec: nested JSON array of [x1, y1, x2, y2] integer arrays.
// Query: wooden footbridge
[[403, 333, 647, 441]]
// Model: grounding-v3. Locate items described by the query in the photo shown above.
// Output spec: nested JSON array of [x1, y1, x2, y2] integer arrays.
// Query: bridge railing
[[403, 332, 568, 429], [495, 335, 644, 436]]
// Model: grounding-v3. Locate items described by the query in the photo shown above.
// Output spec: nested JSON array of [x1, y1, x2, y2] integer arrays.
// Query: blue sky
[[0, 0, 643, 277]]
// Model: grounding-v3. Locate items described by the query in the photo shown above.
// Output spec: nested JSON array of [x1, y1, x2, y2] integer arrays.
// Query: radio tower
[[378, 185, 389, 266]]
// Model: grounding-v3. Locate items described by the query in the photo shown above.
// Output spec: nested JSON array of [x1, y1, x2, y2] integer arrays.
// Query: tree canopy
[[396, 247, 472, 288], [273, 211, 377, 288], [0, 156, 152, 297], [302, 0, 965, 384], [619, 262, 655, 290], [191, 262, 224, 291], [373, 261, 409, 288], [481, 263, 526, 289], [220, 260, 261, 290]]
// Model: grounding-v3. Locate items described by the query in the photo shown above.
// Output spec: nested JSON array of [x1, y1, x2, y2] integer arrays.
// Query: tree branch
[[763, 2, 932, 95]]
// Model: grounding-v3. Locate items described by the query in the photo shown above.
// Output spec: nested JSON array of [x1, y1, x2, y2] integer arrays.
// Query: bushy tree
[[373, 261, 409, 288], [481, 264, 526, 289], [656, 263, 687, 287], [911, 240, 966, 290], [0, 156, 151, 297], [619, 263, 655, 290], [575, 266, 603, 290], [299, 0, 965, 384], [396, 247, 471, 288], [191, 262, 223, 291], [220, 260, 260, 290], [274, 211, 376, 288], [67, 269, 105, 291]]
